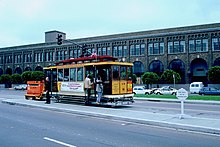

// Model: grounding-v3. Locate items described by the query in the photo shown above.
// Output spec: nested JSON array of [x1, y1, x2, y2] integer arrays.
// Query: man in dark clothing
[[45, 77, 51, 104]]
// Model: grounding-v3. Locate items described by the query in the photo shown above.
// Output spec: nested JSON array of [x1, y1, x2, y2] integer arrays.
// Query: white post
[[173, 74, 175, 88], [180, 100, 184, 119]]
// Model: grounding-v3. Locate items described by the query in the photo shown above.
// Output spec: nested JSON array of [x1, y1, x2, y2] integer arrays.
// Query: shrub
[[142, 72, 159, 85], [160, 69, 181, 84], [11, 74, 22, 84], [208, 66, 220, 84]]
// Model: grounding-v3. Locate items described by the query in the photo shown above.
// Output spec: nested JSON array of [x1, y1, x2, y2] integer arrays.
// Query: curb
[[2, 99, 220, 135], [134, 97, 220, 105]]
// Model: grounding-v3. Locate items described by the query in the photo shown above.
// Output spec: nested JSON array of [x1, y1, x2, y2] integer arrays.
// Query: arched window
[[6, 68, 12, 75], [35, 66, 43, 71], [214, 57, 220, 66], [133, 61, 144, 76], [14, 67, 22, 74], [149, 60, 164, 76], [169, 59, 185, 83], [190, 58, 208, 84], [24, 67, 32, 71]]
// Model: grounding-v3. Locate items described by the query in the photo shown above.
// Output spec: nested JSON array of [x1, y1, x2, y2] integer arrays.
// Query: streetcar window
[[52, 69, 57, 82], [112, 66, 119, 80], [58, 69, 64, 81], [70, 68, 76, 81], [64, 68, 69, 81], [120, 66, 126, 80], [77, 67, 83, 81]]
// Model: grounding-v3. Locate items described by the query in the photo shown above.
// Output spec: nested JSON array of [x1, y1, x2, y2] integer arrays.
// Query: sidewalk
[[2, 98, 220, 135]]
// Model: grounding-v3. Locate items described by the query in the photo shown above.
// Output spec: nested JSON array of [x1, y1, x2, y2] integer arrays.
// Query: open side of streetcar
[[43, 55, 134, 106]]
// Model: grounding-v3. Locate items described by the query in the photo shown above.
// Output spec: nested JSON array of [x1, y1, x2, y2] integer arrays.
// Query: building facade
[[0, 23, 220, 84]]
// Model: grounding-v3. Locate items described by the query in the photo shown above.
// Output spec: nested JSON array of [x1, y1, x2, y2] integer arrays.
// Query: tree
[[21, 71, 45, 83], [160, 69, 181, 84], [32, 71, 45, 81], [0, 74, 12, 88], [21, 71, 33, 83], [11, 74, 22, 84], [0, 74, 12, 83], [142, 72, 159, 88], [208, 66, 220, 84]]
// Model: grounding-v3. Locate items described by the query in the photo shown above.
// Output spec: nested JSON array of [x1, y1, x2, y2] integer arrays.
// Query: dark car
[[199, 87, 220, 95]]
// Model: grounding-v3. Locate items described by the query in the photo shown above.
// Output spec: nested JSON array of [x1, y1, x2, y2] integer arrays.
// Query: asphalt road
[[1, 102, 220, 147], [129, 100, 220, 119], [1, 89, 220, 120]]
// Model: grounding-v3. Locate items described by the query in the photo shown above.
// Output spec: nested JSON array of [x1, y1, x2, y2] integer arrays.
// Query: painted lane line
[[44, 137, 76, 147]]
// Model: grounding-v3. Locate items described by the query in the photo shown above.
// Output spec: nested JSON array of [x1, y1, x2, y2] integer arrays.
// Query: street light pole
[[173, 74, 175, 88]]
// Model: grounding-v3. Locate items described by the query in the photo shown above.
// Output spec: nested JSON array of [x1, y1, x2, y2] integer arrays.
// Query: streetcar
[[43, 55, 134, 106]]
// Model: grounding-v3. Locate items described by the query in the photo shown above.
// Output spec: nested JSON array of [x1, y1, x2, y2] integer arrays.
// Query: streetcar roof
[[55, 55, 117, 65], [44, 55, 133, 69]]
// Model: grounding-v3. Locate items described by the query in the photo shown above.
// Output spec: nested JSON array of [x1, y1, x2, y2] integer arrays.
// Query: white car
[[133, 86, 152, 95], [14, 84, 27, 90], [154, 86, 177, 95]]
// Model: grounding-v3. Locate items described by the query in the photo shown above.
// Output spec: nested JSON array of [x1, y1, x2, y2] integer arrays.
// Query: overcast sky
[[0, 0, 220, 48]]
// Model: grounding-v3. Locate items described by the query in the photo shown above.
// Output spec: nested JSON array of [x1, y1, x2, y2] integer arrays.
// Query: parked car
[[154, 86, 177, 95], [14, 84, 27, 90], [133, 86, 152, 95], [190, 82, 204, 94], [199, 87, 220, 95]]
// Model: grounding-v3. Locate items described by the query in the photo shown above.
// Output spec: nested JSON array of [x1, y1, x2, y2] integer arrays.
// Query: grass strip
[[134, 94, 220, 101]]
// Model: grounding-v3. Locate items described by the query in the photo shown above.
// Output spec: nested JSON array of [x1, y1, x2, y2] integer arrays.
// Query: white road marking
[[44, 137, 76, 147]]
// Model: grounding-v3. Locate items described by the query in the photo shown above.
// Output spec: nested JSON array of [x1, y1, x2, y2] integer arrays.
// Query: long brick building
[[0, 23, 220, 84]]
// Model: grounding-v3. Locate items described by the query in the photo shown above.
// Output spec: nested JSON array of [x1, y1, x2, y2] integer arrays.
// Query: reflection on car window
[[77, 67, 83, 81], [113, 66, 119, 80], [58, 69, 63, 81]]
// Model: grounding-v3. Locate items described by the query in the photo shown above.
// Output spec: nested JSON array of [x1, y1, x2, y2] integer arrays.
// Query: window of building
[[102, 47, 107, 55], [113, 46, 118, 56], [45, 52, 49, 61], [148, 42, 164, 55], [123, 46, 127, 57], [74, 50, 77, 58], [0, 56, 3, 64], [135, 44, 140, 55], [98, 47, 102, 56], [212, 37, 220, 51], [107, 47, 111, 55], [149, 60, 164, 75], [77, 49, 81, 58], [113, 45, 128, 57], [168, 41, 185, 54], [189, 39, 208, 53], [130, 44, 145, 56], [64, 51, 68, 59], [118, 46, 123, 57]]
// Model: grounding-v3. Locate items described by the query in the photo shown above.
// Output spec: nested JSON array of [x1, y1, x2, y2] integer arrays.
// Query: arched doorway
[[133, 61, 144, 77], [169, 59, 185, 83], [149, 60, 164, 76], [35, 66, 43, 71], [24, 67, 32, 71], [5, 68, 12, 75], [190, 58, 208, 84], [214, 57, 220, 66], [14, 67, 22, 74]]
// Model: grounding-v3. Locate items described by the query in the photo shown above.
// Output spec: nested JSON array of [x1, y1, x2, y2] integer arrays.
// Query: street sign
[[176, 88, 188, 101], [176, 88, 189, 119]]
